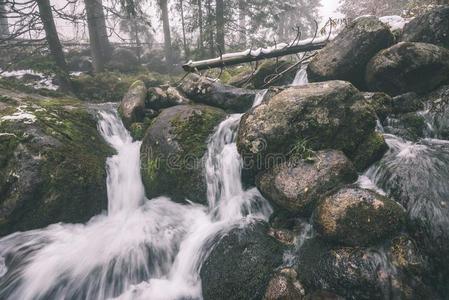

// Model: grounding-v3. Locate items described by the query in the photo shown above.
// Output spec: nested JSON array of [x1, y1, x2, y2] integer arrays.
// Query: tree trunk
[[215, 0, 225, 53], [159, 0, 173, 65], [238, 0, 246, 48], [205, 0, 215, 57], [0, 0, 9, 38], [84, 0, 112, 73], [182, 38, 329, 72], [36, 0, 72, 92], [180, 0, 189, 58], [197, 0, 204, 56]]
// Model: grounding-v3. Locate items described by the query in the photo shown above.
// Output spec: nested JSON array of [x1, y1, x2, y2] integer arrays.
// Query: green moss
[[288, 138, 316, 161], [0, 95, 114, 235], [170, 109, 221, 158], [350, 132, 388, 171], [0, 77, 64, 98], [400, 113, 426, 140], [71, 71, 179, 102]]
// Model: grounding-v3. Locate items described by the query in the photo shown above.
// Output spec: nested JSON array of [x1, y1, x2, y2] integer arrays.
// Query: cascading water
[[0, 94, 271, 300], [292, 64, 309, 86]]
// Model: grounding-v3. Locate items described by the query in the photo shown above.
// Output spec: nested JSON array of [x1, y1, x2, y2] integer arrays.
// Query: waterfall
[[291, 64, 308, 86], [0, 100, 271, 299]]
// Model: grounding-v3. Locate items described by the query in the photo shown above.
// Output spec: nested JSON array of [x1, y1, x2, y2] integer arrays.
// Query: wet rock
[[263, 268, 305, 300], [366, 42, 449, 96], [313, 187, 405, 246], [391, 92, 424, 114], [383, 113, 427, 141], [146, 85, 190, 110], [402, 5, 449, 49], [107, 48, 139, 73], [237, 81, 376, 172], [140, 104, 226, 204], [256, 150, 357, 216], [201, 221, 284, 300], [421, 85, 449, 139], [297, 238, 430, 300], [179, 73, 257, 112], [118, 80, 147, 127], [229, 60, 298, 89], [308, 16, 394, 89], [350, 132, 388, 171], [0, 88, 112, 236], [367, 135, 449, 296], [362, 92, 393, 122]]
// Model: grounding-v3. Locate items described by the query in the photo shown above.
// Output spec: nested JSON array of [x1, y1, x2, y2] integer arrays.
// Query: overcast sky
[[320, 0, 343, 20]]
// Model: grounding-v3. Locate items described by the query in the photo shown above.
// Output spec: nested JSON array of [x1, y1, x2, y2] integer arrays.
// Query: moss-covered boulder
[[362, 92, 393, 122], [107, 48, 139, 73], [200, 221, 284, 300], [366, 42, 449, 96], [308, 16, 394, 89], [351, 132, 388, 171], [118, 80, 147, 127], [179, 73, 257, 112], [297, 237, 432, 300], [402, 5, 449, 49], [0, 88, 112, 236], [140, 104, 226, 204], [237, 81, 376, 173], [313, 187, 405, 246], [256, 150, 357, 217], [391, 92, 424, 114]]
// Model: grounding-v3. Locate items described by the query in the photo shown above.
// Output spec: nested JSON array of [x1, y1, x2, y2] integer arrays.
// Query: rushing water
[[0, 93, 272, 299]]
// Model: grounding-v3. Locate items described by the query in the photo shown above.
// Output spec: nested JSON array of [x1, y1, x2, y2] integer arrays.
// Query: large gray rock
[[366, 42, 449, 96], [237, 81, 376, 172], [179, 73, 257, 112], [201, 221, 284, 300], [308, 16, 394, 89], [297, 237, 434, 300], [0, 88, 112, 236], [140, 104, 226, 204], [402, 5, 449, 49], [118, 80, 147, 128], [256, 150, 357, 216], [313, 187, 405, 246]]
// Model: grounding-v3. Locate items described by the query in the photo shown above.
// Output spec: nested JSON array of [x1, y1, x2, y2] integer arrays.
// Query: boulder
[[179, 73, 257, 112], [140, 104, 226, 204], [229, 60, 298, 89], [366, 42, 449, 96], [146, 85, 190, 110], [237, 81, 376, 172], [350, 132, 388, 171], [383, 112, 427, 141], [0, 88, 112, 236], [313, 187, 405, 246], [263, 268, 305, 300], [201, 221, 284, 300], [297, 238, 433, 300], [256, 150, 357, 216], [402, 5, 449, 48], [107, 48, 139, 73], [118, 80, 147, 127], [308, 16, 394, 89], [391, 92, 424, 114]]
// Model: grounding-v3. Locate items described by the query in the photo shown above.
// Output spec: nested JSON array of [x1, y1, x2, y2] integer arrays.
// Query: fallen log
[[182, 36, 332, 72]]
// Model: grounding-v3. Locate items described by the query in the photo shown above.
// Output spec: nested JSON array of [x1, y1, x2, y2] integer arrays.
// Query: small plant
[[288, 138, 315, 162]]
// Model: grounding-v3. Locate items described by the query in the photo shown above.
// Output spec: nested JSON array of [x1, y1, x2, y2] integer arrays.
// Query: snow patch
[[1, 105, 37, 124], [379, 15, 410, 31], [0, 69, 59, 91]]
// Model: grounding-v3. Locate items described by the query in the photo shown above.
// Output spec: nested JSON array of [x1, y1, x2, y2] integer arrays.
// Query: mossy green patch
[[350, 132, 388, 171]]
